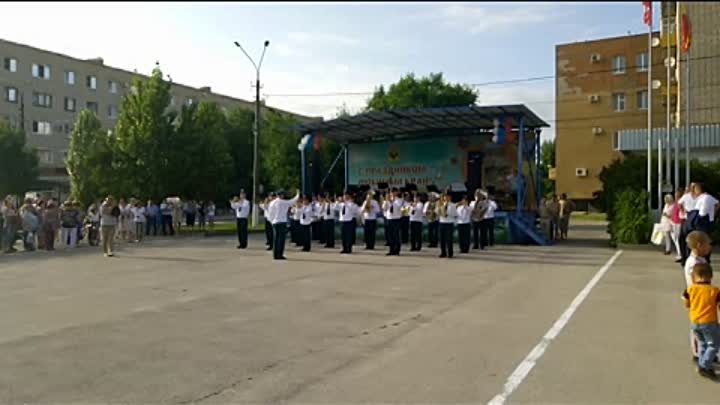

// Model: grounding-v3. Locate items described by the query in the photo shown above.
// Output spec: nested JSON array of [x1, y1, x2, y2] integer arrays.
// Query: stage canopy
[[296, 104, 550, 144]]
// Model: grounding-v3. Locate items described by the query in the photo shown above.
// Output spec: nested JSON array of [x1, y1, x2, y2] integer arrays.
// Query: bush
[[609, 189, 651, 247]]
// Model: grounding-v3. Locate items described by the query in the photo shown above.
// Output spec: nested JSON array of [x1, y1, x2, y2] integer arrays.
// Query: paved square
[[0, 223, 717, 403]]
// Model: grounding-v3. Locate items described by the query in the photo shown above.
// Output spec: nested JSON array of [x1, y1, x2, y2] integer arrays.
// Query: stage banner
[[348, 135, 507, 188]]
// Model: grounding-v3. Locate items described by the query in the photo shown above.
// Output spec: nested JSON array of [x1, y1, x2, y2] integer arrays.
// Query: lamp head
[[234, 41, 241, 47], [264, 40, 270, 47]]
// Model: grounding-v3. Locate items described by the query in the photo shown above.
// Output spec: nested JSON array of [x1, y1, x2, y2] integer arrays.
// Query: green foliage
[[608, 189, 651, 246], [224, 107, 255, 195], [0, 119, 38, 197], [540, 140, 555, 196], [366, 72, 477, 111], [113, 66, 175, 199], [595, 155, 653, 213], [172, 101, 233, 201], [66, 110, 114, 205], [260, 110, 301, 192]]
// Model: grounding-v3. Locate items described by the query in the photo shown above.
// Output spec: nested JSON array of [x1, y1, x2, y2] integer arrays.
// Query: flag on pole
[[680, 5, 691, 53], [643, 1, 652, 26]]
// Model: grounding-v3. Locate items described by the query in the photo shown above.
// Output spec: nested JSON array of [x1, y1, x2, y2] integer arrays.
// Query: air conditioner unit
[[575, 168, 589, 177], [588, 94, 600, 103], [592, 127, 604, 135], [590, 53, 602, 63]]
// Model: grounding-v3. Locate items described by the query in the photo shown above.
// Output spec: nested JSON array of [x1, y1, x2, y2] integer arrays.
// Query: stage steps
[[507, 212, 551, 246]]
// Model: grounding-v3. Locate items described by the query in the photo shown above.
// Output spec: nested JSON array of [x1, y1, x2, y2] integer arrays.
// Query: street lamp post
[[234, 39, 269, 229]]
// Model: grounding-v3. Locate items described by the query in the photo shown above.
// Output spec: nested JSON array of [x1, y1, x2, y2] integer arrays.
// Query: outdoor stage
[[297, 105, 551, 245]]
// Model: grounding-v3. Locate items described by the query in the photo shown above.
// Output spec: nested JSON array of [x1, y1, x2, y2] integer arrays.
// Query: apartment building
[[555, 33, 667, 206], [0, 38, 318, 194]]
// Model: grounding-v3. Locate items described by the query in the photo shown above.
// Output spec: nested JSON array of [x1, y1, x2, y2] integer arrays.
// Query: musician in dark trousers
[[438, 191, 458, 258], [259, 193, 276, 251], [470, 189, 487, 249], [400, 191, 411, 245], [383, 188, 404, 256], [456, 195, 472, 253], [268, 190, 300, 260], [360, 191, 380, 250], [338, 192, 359, 254], [423, 193, 439, 248], [409, 193, 425, 251], [299, 195, 313, 252], [230, 191, 250, 249], [321, 193, 337, 248], [481, 193, 498, 248], [311, 194, 322, 242]]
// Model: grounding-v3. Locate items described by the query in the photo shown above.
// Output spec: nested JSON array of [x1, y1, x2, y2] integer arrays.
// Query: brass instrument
[[471, 191, 486, 222], [364, 190, 375, 213], [437, 194, 448, 218], [426, 193, 438, 222]]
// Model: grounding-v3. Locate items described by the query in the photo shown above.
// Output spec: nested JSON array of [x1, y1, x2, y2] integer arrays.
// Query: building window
[[64, 97, 76, 112], [613, 132, 620, 150], [107, 104, 117, 119], [86, 101, 99, 114], [108, 80, 118, 94], [186, 97, 194, 106], [65, 71, 75, 85], [64, 123, 72, 134], [31, 63, 51, 79], [170, 96, 175, 107], [87, 75, 97, 90], [32, 92, 53, 108], [636, 52, 648, 72], [612, 92, 626, 112], [32, 121, 52, 135], [2, 115, 18, 128], [4, 57, 17, 72], [38, 150, 54, 164], [5, 87, 18, 103], [636, 90, 648, 110], [612, 55, 626, 74]]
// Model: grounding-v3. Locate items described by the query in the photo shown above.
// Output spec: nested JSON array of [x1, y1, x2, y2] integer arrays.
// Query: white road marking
[[487, 250, 623, 405]]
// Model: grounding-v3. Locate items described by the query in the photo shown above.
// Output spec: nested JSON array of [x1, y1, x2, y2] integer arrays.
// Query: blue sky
[[0, 2, 654, 140]]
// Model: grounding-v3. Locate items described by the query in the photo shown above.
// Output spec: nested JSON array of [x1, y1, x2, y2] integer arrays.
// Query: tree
[[113, 65, 175, 199], [224, 107, 255, 196], [172, 101, 233, 201], [66, 110, 114, 205], [540, 140, 555, 196], [0, 119, 38, 197], [366, 72, 477, 111], [260, 110, 301, 192]]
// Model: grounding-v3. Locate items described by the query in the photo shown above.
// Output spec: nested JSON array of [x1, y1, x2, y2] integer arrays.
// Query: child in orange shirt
[[683, 263, 720, 379]]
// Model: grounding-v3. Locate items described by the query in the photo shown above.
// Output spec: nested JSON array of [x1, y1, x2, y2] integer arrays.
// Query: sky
[[0, 1, 654, 141]]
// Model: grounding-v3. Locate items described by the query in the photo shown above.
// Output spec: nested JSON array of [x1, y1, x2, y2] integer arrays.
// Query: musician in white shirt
[[383, 188, 404, 256], [409, 193, 425, 251], [470, 190, 488, 250], [299, 196, 314, 252], [230, 191, 251, 249], [267, 189, 300, 260], [321, 193, 338, 248], [437, 192, 458, 258], [360, 191, 381, 250], [482, 194, 498, 248], [456, 195, 472, 254], [423, 193, 440, 248], [338, 192, 359, 254], [400, 192, 411, 245], [311, 195, 323, 243], [259, 193, 276, 251]]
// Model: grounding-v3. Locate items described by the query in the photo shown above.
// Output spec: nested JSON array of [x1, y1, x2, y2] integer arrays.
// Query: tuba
[[426, 193, 438, 222]]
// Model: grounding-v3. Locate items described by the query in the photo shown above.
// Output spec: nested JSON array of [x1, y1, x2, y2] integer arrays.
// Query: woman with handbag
[[661, 194, 679, 256]]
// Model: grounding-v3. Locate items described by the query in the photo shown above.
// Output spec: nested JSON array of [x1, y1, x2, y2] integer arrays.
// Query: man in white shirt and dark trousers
[[260, 193, 276, 251], [268, 190, 300, 260], [678, 184, 697, 264], [338, 192, 358, 254], [438, 191, 458, 258], [360, 191, 380, 250], [409, 193, 425, 251], [299, 195, 314, 252], [383, 188, 404, 256], [481, 194, 498, 249], [456, 195, 472, 254], [231, 191, 250, 249]]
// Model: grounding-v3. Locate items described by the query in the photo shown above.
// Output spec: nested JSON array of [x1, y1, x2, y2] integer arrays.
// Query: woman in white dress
[[661, 194, 679, 256]]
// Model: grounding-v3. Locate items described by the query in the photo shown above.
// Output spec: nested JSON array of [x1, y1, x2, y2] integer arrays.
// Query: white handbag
[[651, 223, 665, 245]]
